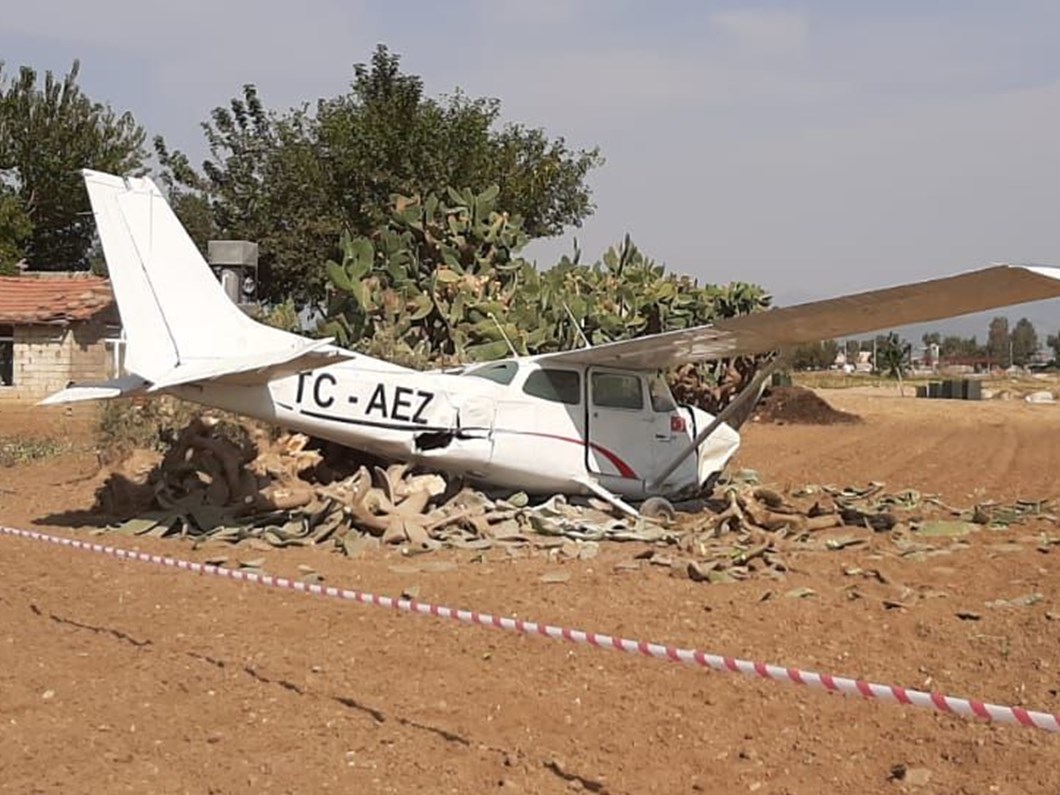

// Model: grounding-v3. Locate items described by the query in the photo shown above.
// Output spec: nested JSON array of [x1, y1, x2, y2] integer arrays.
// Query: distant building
[[0, 274, 119, 401]]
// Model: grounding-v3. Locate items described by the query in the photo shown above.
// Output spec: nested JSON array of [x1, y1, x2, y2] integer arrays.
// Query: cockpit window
[[522, 369, 581, 405], [463, 361, 518, 385]]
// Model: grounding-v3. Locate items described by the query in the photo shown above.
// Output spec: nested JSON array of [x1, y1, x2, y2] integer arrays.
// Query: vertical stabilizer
[[83, 170, 310, 382], [83, 171, 180, 378]]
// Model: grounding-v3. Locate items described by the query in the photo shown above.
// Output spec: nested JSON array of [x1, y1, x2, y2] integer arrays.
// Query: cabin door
[[585, 368, 657, 481]]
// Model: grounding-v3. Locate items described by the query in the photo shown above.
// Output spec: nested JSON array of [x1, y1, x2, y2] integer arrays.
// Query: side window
[[0, 325, 13, 387], [591, 372, 644, 410], [522, 369, 581, 405], [464, 361, 518, 385], [648, 374, 677, 412]]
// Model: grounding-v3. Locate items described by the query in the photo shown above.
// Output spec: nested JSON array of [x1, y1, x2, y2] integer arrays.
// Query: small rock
[[889, 764, 932, 787], [687, 561, 717, 582], [41, 689, 55, 700], [917, 521, 977, 537], [986, 593, 1043, 609], [955, 610, 981, 621], [905, 768, 932, 787], [539, 571, 571, 584]]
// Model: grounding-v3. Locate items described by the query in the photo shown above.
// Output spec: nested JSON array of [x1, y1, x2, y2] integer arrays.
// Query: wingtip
[[1019, 263, 1060, 281]]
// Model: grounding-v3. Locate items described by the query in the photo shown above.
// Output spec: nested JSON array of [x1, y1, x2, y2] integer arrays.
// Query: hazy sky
[[4, 0, 1059, 337]]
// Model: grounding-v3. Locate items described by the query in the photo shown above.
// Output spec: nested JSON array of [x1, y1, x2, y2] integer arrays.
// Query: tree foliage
[[789, 340, 839, 371], [874, 332, 911, 379], [0, 60, 146, 270], [986, 316, 1010, 365], [1009, 317, 1038, 366], [323, 186, 770, 410], [939, 334, 981, 360], [1047, 331, 1060, 364], [155, 45, 603, 305], [0, 188, 30, 272]]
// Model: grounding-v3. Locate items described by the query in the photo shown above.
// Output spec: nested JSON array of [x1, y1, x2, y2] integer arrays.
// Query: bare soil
[[1, 393, 1060, 794]]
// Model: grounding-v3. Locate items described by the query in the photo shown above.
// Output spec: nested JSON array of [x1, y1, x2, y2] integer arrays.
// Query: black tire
[[640, 496, 676, 522]]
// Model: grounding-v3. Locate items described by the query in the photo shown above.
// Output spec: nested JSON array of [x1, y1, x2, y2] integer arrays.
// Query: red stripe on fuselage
[[511, 431, 638, 479]]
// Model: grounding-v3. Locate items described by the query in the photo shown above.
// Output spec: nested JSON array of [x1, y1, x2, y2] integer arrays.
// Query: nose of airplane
[[687, 405, 741, 488]]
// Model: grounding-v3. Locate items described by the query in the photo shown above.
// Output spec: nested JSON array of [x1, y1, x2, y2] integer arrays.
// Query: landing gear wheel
[[640, 496, 676, 523]]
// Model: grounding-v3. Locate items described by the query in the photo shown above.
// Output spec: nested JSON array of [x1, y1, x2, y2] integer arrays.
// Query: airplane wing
[[533, 264, 1060, 370]]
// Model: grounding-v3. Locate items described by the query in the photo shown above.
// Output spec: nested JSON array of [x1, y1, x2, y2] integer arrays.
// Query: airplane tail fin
[[73, 170, 351, 397]]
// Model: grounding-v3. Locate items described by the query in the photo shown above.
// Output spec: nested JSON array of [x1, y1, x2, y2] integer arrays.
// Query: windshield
[[462, 361, 519, 385]]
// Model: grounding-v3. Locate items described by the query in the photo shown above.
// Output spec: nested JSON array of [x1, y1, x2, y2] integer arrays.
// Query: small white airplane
[[43, 171, 1060, 513]]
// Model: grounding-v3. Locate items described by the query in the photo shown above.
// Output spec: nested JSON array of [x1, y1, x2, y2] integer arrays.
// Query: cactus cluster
[[322, 185, 770, 409]]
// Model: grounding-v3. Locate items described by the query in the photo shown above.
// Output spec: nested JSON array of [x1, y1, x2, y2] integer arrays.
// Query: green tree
[[1009, 317, 1038, 366], [789, 340, 839, 370], [0, 188, 30, 272], [156, 45, 604, 305], [986, 316, 1010, 366], [939, 334, 981, 360], [874, 332, 911, 379], [0, 60, 146, 270], [1047, 332, 1060, 364]]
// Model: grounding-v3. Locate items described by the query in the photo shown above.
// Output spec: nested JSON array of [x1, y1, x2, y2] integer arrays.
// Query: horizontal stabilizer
[[146, 339, 355, 391], [39, 375, 150, 406]]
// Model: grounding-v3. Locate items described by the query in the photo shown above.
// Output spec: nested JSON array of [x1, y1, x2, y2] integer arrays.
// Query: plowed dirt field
[[1, 389, 1058, 794]]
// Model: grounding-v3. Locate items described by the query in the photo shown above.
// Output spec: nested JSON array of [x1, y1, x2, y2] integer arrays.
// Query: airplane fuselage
[[172, 354, 740, 500]]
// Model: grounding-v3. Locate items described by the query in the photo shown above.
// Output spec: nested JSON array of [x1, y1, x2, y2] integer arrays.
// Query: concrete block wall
[[0, 320, 111, 401]]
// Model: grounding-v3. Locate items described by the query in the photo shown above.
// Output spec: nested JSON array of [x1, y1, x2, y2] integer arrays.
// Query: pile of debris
[[751, 386, 860, 425], [90, 418, 1056, 584]]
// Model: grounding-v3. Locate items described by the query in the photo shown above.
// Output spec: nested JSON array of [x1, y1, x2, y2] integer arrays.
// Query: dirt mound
[[752, 385, 860, 425]]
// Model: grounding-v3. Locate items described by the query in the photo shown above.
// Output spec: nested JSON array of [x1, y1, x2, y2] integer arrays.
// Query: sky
[[3, 0, 1060, 341]]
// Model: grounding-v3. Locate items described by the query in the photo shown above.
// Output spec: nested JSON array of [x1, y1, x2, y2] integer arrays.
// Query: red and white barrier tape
[[3, 524, 1058, 733]]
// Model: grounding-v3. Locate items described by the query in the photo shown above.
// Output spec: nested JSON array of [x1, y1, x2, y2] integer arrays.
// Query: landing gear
[[639, 496, 676, 522]]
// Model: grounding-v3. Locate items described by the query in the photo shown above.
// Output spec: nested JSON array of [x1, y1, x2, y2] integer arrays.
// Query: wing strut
[[574, 476, 641, 518], [647, 360, 780, 491]]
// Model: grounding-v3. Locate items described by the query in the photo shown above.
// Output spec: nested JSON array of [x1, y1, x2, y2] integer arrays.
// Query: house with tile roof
[[0, 274, 120, 401]]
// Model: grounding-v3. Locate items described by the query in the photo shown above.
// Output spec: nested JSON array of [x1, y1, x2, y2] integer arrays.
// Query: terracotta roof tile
[[0, 275, 115, 325]]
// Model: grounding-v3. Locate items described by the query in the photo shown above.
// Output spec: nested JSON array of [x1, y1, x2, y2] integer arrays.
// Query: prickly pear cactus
[[323, 188, 770, 411]]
